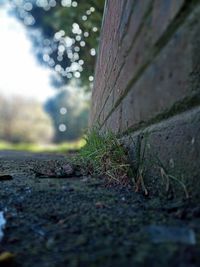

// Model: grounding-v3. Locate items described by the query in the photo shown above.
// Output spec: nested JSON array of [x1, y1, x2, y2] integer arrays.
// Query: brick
[[120, 10, 200, 132], [94, 1, 124, 87], [93, 1, 195, 126], [92, 0, 152, 113], [113, 23, 153, 104], [97, 0, 153, 112], [90, 0, 200, 199], [119, 0, 136, 41], [106, 104, 122, 134], [152, 0, 185, 42], [91, 0, 200, 132], [102, 90, 114, 122], [121, 0, 152, 53]]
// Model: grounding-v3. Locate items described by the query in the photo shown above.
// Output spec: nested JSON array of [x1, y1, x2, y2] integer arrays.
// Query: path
[[0, 151, 199, 267]]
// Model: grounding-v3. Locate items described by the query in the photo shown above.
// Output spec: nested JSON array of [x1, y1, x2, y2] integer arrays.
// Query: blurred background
[[0, 0, 105, 152]]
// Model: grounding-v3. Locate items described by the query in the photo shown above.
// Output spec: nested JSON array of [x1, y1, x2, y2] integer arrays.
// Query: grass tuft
[[74, 128, 133, 186], [72, 128, 189, 198]]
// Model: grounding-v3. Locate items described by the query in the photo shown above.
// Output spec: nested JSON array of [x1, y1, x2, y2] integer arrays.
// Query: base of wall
[[122, 106, 200, 199]]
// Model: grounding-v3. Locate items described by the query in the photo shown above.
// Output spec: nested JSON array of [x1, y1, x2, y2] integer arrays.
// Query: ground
[[0, 150, 200, 267]]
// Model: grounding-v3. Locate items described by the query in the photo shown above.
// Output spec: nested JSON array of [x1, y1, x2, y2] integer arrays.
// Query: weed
[[157, 160, 189, 199], [73, 127, 189, 198], [129, 132, 189, 198], [73, 127, 133, 186], [131, 132, 149, 196], [147, 145, 189, 199]]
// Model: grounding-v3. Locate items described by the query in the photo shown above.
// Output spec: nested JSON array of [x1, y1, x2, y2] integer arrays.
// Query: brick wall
[[90, 0, 200, 196]]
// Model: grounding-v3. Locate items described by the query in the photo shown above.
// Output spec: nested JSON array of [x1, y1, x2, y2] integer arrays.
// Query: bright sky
[[0, 4, 56, 102]]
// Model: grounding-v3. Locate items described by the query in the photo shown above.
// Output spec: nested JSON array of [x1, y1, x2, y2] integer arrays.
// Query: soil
[[0, 150, 200, 267]]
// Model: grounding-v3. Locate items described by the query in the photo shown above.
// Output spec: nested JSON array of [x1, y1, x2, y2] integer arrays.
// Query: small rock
[[95, 202, 106, 209], [60, 163, 74, 176], [33, 162, 74, 178], [146, 225, 196, 245]]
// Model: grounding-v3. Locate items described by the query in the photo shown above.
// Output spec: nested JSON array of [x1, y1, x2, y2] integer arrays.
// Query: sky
[[0, 4, 56, 102]]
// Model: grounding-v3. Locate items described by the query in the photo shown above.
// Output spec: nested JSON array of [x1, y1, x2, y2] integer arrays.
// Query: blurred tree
[[45, 86, 90, 142], [0, 95, 54, 143], [10, 0, 105, 90]]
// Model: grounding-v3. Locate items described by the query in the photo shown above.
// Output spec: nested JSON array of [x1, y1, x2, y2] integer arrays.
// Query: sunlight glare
[[0, 5, 56, 102]]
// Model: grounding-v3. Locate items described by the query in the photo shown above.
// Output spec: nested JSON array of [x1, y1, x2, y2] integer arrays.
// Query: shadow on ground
[[0, 151, 200, 267]]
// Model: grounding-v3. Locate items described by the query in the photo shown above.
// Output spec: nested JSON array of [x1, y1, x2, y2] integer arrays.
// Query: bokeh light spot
[[90, 48, 96, 56], [82, 15, 87, 21], [60, 107, 67, 115], [59, 124, 67, 132], [89, 75, 94, 82], [61, 0, 71, 7], [72, 1, 78, 7], [74, 71, 80, 78], [92, 27, 98, 32]]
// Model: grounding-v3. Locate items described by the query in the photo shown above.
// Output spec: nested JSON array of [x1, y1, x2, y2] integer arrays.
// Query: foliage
[[133, 133, 149, 195], [73, 129, 189, 198], [153, 153, 189, 199], [44, 87, 90, 142], [10, 0, 105, 89], [0, 139, 85, 152], [0, 95, 54, 143], [74, 128, 133, 185]]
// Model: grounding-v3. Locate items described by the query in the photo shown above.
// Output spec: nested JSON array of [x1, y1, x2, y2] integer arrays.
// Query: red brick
[[90, 0, 200, 133], [106, 104, 121, 134], [120, 17, 197, 132]]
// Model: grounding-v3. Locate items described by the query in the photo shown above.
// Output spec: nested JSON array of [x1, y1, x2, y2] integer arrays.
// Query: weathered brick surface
[[91, 0, 125, 122], [120, 0, 152, 52], [120, 14, 200, 133], [92, 1, 200, 130], [105, 103, 122, 134], [90, 1, 200, 192], [152, 0, 185, 42], [92, 0, 188, 123], [111, 0, 196, 110], [92, 0, 153, 122]]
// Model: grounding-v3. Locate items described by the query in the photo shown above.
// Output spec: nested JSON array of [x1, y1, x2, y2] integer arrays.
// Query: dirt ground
[[0, 150, 200, 267]]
